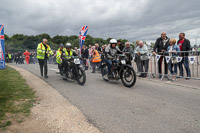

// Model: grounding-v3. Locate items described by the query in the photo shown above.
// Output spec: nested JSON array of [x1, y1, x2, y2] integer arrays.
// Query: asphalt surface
[[11, 63, 200, 133]]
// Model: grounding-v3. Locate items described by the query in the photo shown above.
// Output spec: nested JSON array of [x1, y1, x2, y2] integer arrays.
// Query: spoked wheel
[[121, 66, 136, 88], [101, 65, 109, 81], [76, 68, 86, 85]]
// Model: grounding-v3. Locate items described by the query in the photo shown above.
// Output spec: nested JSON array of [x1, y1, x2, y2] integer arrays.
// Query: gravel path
[[4, 65, 101, 133]]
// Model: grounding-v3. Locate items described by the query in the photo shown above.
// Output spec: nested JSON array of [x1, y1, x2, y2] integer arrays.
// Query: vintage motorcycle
[[61, 56, 86, 85], [100, 54, 136, 88]]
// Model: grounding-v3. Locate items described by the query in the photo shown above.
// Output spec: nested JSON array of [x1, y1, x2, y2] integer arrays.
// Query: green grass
[[0, 66, 36, 129]]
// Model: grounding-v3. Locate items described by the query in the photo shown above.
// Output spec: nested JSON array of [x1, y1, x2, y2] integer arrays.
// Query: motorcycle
[[101, 54, 136, 88], [61, 56, 86, 85]]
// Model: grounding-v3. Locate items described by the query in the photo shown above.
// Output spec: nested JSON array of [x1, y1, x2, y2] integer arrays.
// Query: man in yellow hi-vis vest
[[56, 44, 66, 75], [37, 38, 53, 78]]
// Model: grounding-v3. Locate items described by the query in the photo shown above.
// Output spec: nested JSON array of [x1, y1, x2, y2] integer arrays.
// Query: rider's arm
[[116, 47, 123, 54]]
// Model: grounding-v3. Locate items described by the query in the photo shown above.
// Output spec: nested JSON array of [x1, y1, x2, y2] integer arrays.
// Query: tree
[[84, 35, 95, 46], [52, 35, 68, 44], [36, 33, 51, 40], [4, 34, 9, 41]]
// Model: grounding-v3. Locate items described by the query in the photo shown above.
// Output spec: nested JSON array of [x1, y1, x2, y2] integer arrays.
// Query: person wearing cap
[[56, 44, 66, 75], [117, 40, 125, 51], [36, 38, 53, 78]]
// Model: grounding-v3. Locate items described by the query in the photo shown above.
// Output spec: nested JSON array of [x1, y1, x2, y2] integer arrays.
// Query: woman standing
[[167, 39, 180, 81]]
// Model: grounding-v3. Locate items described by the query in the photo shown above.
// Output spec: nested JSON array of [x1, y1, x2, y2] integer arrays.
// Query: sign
[[79, 26, 89, 51], [0, 24, 5, 69]]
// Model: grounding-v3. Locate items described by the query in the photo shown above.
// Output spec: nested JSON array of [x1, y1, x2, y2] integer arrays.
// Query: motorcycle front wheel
[[121, 66, 136, 88], [76, 67, 86, 85]]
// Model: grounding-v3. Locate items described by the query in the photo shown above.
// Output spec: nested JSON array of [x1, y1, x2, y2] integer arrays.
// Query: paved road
[[12, 63, 200, 133]]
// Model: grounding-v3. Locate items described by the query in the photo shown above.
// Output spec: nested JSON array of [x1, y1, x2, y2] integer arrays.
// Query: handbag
[[171, 56, 177, 64]]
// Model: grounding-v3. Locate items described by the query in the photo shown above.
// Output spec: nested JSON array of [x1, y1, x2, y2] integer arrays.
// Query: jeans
[[38, 59, 48, 76], [105, 59, 118, 74], [158, 56, 168, 75], [178, 57, 191, 77], [140, 59, 149, 76], [168, 61, 177, 75]]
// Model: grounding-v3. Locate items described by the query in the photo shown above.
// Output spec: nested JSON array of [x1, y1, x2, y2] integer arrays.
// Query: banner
[[176, 57, 183, 63], [188, 56, 196, 64], [0, 24, 5, 69], [156, 55, 161, 62], [79, 26, 89, 52], [165, 56, 171, 64]]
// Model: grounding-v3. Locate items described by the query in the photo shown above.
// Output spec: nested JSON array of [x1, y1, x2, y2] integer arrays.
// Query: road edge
[[6, 64, 101, 133]]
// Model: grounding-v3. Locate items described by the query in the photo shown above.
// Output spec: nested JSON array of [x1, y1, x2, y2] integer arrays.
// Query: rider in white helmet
[[105, 39, 122, 77]]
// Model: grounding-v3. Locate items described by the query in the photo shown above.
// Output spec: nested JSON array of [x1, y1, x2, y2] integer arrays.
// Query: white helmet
[[109, 39, 117, 44], [66, 43, 72, 48]]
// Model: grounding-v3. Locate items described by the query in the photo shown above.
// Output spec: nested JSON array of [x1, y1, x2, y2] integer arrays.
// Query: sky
[[1, 0, 200, 45]]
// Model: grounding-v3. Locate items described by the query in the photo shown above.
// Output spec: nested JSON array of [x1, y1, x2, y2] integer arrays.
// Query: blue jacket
[[167, 45, 180, 56]]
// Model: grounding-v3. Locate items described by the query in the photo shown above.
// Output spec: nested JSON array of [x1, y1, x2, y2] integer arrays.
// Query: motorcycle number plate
[[121, 60, 126, 64], [74, 59, 80, 64]]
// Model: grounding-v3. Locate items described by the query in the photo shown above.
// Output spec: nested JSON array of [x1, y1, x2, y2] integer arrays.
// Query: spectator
[[117, 40, 125, 51], [177, 33, 191, 79], [23, 50, 31, 64], [95, 43, 102, 70], [81, 45, 89, 70], [123, 42, 134, 65], [167, 38, 180, 81], [153, 32, 170, 78], [135, 41, 149, 78], [88, 45, 93, 68], [74, 47, 80, 55], [95, 43, 102, 53], [134, 40, 141, 73], [91, 46, 101, 73], [8, 52, 12, 63]]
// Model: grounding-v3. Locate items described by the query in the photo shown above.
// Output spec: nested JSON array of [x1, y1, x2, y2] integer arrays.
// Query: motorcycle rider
[[56, 44, 66, 75], [63, 43, 77, 78], [105, 39, 122, 78]]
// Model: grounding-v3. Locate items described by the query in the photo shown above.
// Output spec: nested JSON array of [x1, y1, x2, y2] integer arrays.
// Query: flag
[[156, 55, 161, 62], [165, 56, 171, 64], [188, 56, 196, 64], [79, 26, 89, 51], [148, 53, 152, 59], [176, 57, 183, 63], [0, 24, 5, 69]]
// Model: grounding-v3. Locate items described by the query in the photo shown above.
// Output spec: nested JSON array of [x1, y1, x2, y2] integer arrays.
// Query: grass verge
[[0, 66, 36, 130]]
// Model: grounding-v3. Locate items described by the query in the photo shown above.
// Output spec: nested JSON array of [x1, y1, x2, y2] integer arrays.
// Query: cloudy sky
[[1, 0, 200, 44]]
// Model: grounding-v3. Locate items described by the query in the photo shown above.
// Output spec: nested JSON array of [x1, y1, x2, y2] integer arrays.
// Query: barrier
[[132, 51, 200, 81]]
